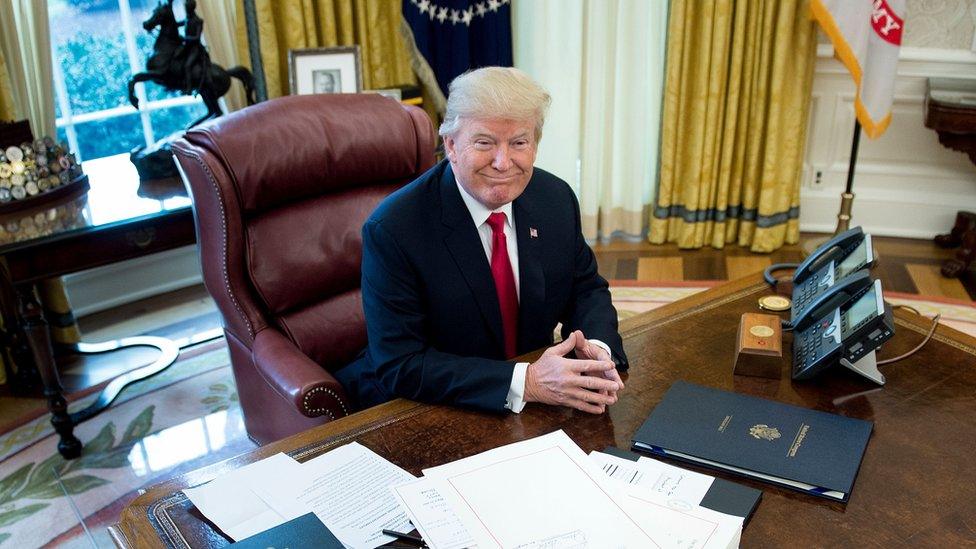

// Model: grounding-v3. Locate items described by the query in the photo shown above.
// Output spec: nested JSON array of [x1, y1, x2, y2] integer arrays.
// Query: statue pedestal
[[129, 131, 184, 180]]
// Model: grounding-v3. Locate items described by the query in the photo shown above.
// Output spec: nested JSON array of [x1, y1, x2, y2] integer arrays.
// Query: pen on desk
[[382, 528, 427, 546]]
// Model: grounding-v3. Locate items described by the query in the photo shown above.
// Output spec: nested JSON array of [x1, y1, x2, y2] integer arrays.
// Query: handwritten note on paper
[[619, 488, 742, 549], [391, 477, 475, 549], [589, 451, 713, 506], [258, 442, 415, 549]]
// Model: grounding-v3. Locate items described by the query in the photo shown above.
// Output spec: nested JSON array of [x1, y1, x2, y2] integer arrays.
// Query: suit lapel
[[439, 164, 505, 353], [514, 196, 546, 353]]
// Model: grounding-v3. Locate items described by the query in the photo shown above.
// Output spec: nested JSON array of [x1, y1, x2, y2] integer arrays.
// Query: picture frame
[[288, 46, 363, 95]]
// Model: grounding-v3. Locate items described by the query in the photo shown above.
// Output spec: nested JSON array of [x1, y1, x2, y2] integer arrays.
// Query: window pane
[[73, 113, 145, 161], [150, 103, 210, 139], [56, 126, 68, 147], [49, 0, 130, 114]]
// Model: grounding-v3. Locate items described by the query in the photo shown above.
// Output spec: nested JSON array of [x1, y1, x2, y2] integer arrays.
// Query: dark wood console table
[[0, 154, 196, 457], [111, 274, 976, 547], [925, 77, 976, 164]]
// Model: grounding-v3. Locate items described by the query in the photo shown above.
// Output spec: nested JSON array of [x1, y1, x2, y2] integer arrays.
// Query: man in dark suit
[[336, 67, 627, 414]]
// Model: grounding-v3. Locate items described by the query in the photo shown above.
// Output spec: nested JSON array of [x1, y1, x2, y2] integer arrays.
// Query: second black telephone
[[792, 278, 894, 384]]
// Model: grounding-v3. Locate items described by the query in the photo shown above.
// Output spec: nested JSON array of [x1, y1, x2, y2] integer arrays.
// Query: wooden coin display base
[[733, 313, 784, 379]]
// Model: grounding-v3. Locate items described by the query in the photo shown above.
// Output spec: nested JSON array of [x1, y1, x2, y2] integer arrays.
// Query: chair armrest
[[252, 329, 351, 419]]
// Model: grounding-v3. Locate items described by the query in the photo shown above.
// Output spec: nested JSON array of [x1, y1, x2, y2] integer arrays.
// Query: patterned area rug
[[2, 283, 973, 548], [0, 342, 252, 548]]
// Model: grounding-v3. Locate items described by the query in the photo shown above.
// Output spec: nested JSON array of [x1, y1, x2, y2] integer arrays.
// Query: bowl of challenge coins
[[0, 137, 88, 214]]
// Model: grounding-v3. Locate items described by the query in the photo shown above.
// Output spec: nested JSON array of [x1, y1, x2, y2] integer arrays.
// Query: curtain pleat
[[0, 49, 15, 121], [198, 0, 248, 112], [650, 0, 816, 252], [0, 0, 56, 137]]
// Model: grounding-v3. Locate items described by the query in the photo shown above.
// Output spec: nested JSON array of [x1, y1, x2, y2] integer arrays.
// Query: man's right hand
[[523, 331, 621, 414]]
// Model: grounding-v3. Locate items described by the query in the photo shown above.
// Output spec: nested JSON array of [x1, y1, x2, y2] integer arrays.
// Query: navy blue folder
[[631, 381, 873, 502], [229, 512, 342, 548]]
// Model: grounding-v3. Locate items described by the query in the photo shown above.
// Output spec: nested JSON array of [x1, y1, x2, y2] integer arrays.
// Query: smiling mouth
[[482, 173, 522, 181]]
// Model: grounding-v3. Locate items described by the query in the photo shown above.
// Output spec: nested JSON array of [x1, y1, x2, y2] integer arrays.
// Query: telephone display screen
[[842, 287, 880, 339], [837, 239, 869, 278]]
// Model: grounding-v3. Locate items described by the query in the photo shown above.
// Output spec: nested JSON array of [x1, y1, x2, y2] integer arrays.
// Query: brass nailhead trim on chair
[[187, 152, 254, 338], [303, 386, 348, 418]]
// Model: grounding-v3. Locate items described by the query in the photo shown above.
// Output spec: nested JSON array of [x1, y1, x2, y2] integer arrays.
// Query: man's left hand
[[571, 330, 624, 398]]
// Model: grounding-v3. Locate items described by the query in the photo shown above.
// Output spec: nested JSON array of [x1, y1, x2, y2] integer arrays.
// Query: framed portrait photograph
[[288, 46, 363, 95]]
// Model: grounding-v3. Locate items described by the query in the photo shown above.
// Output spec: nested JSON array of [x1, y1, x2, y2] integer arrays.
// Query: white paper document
[[420, 430, 643, 548], [391, 477, 475, 549], [617, 487, 742, 549], [422, 431, 741, 549], [258, 441, 415, 549], [589, 451, 715, 507], [183, 452, 304, 541]]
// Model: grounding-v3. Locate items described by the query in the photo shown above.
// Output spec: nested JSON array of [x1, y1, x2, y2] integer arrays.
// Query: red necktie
[[486, 212, 519, 358]]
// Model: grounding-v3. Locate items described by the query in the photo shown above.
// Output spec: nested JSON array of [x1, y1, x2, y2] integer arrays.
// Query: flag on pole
[[811, 0, 906, 138], [403, 0, 514, 96]]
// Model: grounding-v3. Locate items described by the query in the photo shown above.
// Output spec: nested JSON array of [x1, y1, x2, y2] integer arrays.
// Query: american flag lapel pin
[[529, 227, 538, 238]]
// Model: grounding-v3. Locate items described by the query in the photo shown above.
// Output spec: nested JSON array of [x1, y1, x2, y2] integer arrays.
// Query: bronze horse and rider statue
[[127, 0, 256, 128], [127, 0, 257, 178]]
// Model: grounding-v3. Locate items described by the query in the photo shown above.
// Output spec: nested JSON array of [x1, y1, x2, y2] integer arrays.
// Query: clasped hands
[[523, 330, 624, 414]]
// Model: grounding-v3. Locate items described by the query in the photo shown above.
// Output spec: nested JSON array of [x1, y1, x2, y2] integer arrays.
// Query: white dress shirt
[[455, 182, 611, 413]]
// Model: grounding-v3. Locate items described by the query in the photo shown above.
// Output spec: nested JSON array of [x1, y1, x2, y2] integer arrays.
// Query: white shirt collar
[[455, 180, 514, 229]]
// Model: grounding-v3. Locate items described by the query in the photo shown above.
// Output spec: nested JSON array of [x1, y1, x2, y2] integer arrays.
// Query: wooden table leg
[[21, 293, 82, 458]]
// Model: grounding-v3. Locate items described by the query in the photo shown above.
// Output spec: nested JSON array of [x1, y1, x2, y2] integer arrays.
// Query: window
[[48, 0, 209, 162]]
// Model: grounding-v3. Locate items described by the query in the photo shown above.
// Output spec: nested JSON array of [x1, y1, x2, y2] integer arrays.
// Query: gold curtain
[[0, 48, 14, 121], [649, 0, 817, 252], [234, 0, 417, 99]]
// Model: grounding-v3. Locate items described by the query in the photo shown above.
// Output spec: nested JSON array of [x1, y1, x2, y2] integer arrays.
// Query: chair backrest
[[173, 94, 435, 371]]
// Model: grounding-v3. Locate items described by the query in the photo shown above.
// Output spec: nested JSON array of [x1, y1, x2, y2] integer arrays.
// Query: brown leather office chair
[[172, 94, 435, 444]]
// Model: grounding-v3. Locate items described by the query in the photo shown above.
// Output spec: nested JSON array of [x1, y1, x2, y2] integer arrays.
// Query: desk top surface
[[111, 275, 976, 548], [0, 154, 189, 253]]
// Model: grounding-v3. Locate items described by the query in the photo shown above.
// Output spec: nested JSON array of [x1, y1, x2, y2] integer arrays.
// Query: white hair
[[438, 67, 551, 141]]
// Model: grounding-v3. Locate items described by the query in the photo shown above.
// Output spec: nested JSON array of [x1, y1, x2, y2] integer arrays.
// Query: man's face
[[444, 117, 537, 210]]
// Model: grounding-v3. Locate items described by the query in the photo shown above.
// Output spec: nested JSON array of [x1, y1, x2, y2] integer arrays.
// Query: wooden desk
[[110, 275, 976, 547]]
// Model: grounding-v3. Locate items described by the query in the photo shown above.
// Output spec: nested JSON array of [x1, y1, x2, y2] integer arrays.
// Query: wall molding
[[801, 46, 976, 238]]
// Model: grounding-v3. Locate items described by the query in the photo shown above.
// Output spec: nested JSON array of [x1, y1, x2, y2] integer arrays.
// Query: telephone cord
[[877, 308, 941, 366]]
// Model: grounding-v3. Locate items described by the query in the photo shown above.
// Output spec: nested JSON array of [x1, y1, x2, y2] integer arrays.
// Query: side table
[[0, 154, 197, 457]]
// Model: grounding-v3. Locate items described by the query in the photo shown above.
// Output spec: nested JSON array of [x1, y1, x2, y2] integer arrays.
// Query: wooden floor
[[592, 234, 976, 301]]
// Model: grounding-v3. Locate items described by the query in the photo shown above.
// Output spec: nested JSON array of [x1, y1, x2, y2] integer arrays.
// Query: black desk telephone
[[790, 227, 875, 323], [791, 278, 893, 384]]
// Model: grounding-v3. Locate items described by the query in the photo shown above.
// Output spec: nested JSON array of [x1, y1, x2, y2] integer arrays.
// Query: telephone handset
[[791, 270, 873, 330], [791, 227, 875, 317], [792, 279, 894, 384]]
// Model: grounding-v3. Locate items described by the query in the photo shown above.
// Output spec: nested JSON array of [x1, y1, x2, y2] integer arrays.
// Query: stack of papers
[[396, 431, 742, 549], [186, 431, 742, 549], [185, 443, 415, 548]]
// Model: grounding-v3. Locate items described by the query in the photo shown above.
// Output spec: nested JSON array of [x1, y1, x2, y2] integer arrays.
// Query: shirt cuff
[[589, 339, 612, 360], [505, 362, 530, 413]]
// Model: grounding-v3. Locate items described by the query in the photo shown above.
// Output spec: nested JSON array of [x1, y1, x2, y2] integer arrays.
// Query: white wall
[[800, 45, 976, 237]]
